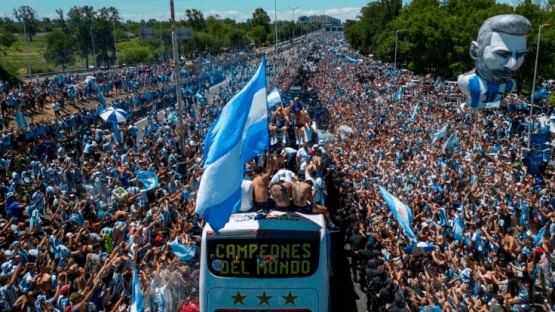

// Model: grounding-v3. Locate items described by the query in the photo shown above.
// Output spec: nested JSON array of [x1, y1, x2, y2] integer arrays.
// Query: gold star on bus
[[282, 291, 298, 305], [231, 291, 247, 305], [256, 290, 272, 305]]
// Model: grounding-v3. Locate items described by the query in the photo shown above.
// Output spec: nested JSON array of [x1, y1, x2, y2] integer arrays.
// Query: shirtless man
[[269, 106, 290, 145], [291, 179, 336, 229], [252, 158, 275, 213], [291, 108, 312, 145], [270, 177, 292, 212]]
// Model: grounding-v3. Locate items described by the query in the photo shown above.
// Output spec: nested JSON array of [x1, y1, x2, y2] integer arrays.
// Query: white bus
[[200, 211, 331, 312]]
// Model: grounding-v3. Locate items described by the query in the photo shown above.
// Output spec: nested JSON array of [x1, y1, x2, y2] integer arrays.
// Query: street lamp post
[[289, 7, 298, 42], [170, 0, 187, 156], [22, 18, 31, 79], [274, 0, 278, 53], [112, 20, 119, 67], [394, 30, 401, 72], [90, 27, 96, 68], [527, 23, 550, 150]]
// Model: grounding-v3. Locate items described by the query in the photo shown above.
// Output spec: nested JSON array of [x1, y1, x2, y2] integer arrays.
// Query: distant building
[[298, 15, 341, 26]]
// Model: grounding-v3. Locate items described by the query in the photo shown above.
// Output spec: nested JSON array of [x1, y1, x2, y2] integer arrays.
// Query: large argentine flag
[[196, 57, 269, 232], [267, 87, 282, 109], [379, 186, 417, 243]]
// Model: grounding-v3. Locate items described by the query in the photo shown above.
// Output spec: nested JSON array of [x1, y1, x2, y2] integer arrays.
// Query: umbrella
[[84, 76, 96, 84], [404, 241, 436, 256], [338, 125, 354, 133], [99, 107, 128, 123]]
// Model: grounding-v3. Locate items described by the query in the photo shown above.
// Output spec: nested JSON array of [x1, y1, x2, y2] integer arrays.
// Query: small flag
[[535, 227, 546, 247], [379, 186, 417, 243], [432, 123, 450, 143], [135, 171, 158, 191], [266, 87, 282, 109], [168, 238, 197, 262], [396, 87, 403, 102], [533, 86, 548, 100], [15, 111, 28, 129], [453, 213, 464, 243], [130, 268, 145, 312]]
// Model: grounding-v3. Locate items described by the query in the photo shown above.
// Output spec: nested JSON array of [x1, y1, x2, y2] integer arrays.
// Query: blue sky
[[0, 0, 370, 23]]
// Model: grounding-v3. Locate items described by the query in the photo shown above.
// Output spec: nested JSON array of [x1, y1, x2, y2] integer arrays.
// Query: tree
[[251, 8, 271, 33], [68, 5, 97, 68], [44, 29, 76, 72], [0, 30, 17, 50], [186, 9, 206, 31], [13, 6, 39, 41], [55, 8, 68, 33], [94, 6, 121, 68], [118, 40, 150, 65]]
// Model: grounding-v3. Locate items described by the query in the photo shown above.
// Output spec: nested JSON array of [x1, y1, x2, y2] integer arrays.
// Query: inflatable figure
[[457, 14, 531, 109]]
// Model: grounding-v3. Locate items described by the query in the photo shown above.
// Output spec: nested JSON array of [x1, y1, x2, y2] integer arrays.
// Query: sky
[[0, 0, 371, 23]]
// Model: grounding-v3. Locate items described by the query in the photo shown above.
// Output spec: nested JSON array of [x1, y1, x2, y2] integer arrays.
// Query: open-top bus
[[200, 211, 331, 312]]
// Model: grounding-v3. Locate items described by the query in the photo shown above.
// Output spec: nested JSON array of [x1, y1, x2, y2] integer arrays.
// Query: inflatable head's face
[[457, 14, 531, 109], [471, 14, 531, 83], [476, 32, 527, 83]]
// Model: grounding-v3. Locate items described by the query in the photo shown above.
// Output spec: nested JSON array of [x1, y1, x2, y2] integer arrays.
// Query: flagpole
[[170, 0, 188, 156]]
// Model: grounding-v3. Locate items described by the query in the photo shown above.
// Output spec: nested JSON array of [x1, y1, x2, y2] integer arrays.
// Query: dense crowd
[[0, 29, 554, 312], [300, 36, 555, 311]]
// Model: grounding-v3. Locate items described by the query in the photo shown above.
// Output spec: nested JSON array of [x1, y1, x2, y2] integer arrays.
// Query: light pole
[[112, 20, 119, 67], [289, 7, 298, 42], [170, 0, 187, 156], [20, 17, 32, 79], [0, 41, 6, 69], [274, 0, 278, 53], [527, 23, 550, 150], [394, 30, 401, 73], [90, 27, 96, 68]]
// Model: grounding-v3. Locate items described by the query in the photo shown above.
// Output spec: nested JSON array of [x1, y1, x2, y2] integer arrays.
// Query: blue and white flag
[[111, 122, 121, 144], [396, 87, 403, 102], [549, 117, 555, 134], [408, 104, 419, 122], [336, 86, 342, 97], [346, 56, 358, 63], [453, 213, 464, 243], [432, 123, 449, 143], [15, 111, 28, 129], [379, 186, 417, 243], [535, 227, 546, 247], [533, 86, 548, 100], [404, 241, 436, 255], [130, 268, 145, 312], [196, 57, 269, 232], [267, 87, 282, 109], [168, 238, 196, 262], [135, 171, 158, 191], [442, 133, 460, 152]]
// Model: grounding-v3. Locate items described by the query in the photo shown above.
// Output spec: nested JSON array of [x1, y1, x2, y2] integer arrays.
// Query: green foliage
[[345, 0, 555, 83], [43, 29, 77, 72], [118, 40, 151, 65]]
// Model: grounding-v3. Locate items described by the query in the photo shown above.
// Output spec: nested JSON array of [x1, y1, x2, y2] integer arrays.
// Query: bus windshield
[[206, 229, 321, 278]]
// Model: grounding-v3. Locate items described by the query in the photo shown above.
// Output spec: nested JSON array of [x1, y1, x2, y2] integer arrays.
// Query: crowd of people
[[0, 28, 553, 312]]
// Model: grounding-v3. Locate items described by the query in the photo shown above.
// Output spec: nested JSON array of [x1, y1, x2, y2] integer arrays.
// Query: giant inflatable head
[[457, 14, 531, 109]]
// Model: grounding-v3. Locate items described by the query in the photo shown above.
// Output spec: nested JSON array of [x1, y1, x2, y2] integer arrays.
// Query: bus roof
[[203, 211, 326, 236]]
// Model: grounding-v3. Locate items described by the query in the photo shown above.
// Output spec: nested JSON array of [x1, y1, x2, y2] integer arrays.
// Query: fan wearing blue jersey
[[457, 14, 531, 109]]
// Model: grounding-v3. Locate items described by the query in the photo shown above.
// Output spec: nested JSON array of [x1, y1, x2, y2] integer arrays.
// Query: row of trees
[[345, 0, 555, 91], [0, 5, 320, 76]]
